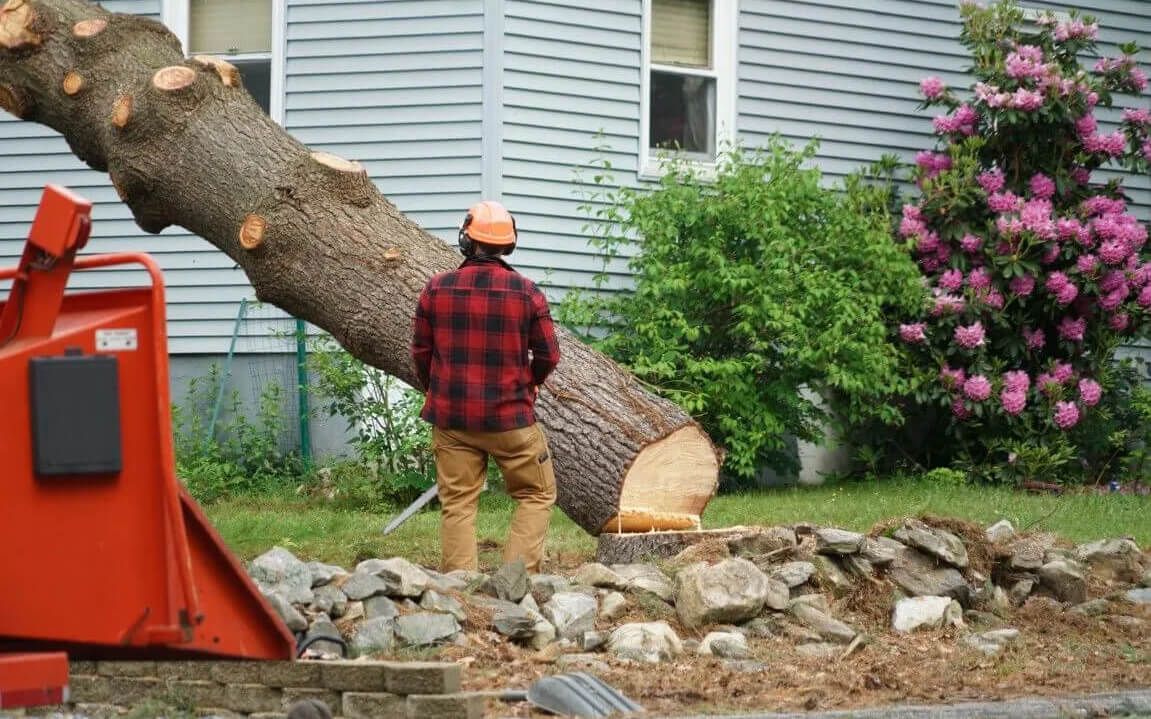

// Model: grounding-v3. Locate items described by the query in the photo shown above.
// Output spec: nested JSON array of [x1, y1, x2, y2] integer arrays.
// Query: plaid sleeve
[[528, 287, 560, 385], [411, 285, 434, 391]]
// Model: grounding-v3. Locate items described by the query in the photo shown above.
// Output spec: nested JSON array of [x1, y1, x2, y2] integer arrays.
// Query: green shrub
[[562, 139, 924, 482]]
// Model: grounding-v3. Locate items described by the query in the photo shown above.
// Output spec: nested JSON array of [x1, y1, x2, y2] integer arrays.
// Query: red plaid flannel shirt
[[411, 256, 561, 431]]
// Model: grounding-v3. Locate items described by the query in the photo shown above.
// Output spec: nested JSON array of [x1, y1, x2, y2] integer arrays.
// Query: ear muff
[[504, 215, 518, 256], [458, 213, 475, 257]]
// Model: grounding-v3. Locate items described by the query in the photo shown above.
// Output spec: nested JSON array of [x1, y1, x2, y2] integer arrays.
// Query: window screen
[[190, 0, 272, 55], [652, 0, 711, 68]]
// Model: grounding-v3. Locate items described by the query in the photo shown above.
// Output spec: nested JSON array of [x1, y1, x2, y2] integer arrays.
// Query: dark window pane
[[649, 70, 715, 157], [233, 57, 271, 116]]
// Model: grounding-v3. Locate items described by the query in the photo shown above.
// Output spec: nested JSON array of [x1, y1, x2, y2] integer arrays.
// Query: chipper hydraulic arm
[[0, 186, 295, 711]]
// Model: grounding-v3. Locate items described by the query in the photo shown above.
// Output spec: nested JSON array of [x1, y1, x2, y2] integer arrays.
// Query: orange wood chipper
[[0, 186, 295, 711]]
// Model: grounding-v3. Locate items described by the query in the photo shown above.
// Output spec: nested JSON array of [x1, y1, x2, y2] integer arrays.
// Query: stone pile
[[252, 518, 1151, 667]]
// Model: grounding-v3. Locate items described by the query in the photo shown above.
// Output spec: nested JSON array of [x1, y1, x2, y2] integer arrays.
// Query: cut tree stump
[[0, 0, 721, 535], [596, 527, 763, 565]]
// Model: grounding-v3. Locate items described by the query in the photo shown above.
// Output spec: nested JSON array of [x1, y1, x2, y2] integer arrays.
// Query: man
[[411, 200, 561, 573]]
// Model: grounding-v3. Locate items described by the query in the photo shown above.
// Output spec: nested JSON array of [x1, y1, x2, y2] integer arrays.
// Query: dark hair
[[473, 240, 511, 257]]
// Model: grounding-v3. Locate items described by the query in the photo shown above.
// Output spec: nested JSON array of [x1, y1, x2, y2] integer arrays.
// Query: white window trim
[[639, 0, 738, 180], [160, 0, 286, 125]]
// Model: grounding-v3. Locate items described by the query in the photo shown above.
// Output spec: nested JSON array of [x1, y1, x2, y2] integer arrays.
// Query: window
[[162, 0, 283, 119], [641, 0, 737, 177]]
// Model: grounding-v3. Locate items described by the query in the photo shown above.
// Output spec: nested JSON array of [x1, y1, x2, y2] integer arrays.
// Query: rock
[[309, 584, 349, 618], [419, 591, 467, 622], [264, 591, 307, 632], [251, 546, 311, 587], [893, 519, 969, 569], [789, 603, 856, 644], [520, 593, 541, 616], [892, 596, 963, 633], [842, 555, 875, 578], [1070, 598, 1112, 616], [728, 527, 797, 557], [425, 570, 469, 593], [485, 599, 537, 640], [574, 562, 626, 589], [1141, 569, 1151, 588], [796, 643, 841, 659], [988, 585, 1011, 616], [742, 617, 778, 639], [608, 621, 683, 663], [771, 562, 815, 588], [698, 631, 749, 659], [363, 594, 399, 621], [446, 569, 488, 588], [860, 536, 903, 566], [1124, 587, 1151, 605], [811, 555, 853, 594], [723, 659, 769, 673], [675, 559, 772, 628], [1010, 542, 1046, 571], [556, 653, 610, 673], [530, 619, 557, 650], [763, 577, 790, 611], [1038, 560, 1088, 604], [788, 594, 830, 614], [962, 627, 1019, 655], [611, 564, 675, 601], [340, 572, 390, 601], [888, 546, 969, 603], [530, 574, 570, 604], [306, 561, 347, 588], [350, 616, 395, 656], [303, 616, 345, 656], [340, 601, 365, 625], [394, 612, 460, 646], [1009, 577, 1036, 604], [542, 592, 599, 640], [487, 560, 530, 603], [356, 557, 431, 598], [580, 630, 608, 652], [1109, 615, 1146, 630], [985, 520, 1016, 544], [815, 528, 864, 555], [782, 623, 825, 644], [1073, 538, 1144, 582], [600, 592, 628, 622], [964, 610, 1005, 628]]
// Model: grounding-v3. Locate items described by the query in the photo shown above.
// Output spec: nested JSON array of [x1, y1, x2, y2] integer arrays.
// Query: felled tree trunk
[[0, 0, 720, 535]]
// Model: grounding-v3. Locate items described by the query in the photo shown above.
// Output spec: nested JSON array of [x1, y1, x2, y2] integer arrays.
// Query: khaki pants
[[432, 423, 556, 573]]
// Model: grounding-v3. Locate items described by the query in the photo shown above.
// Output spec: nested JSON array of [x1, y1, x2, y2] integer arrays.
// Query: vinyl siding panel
[[284, 0, 484, 246], [738, 0, 1151, 219]]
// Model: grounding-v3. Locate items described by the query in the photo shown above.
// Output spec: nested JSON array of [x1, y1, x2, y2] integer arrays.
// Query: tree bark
[[0, 0, 721, 535]]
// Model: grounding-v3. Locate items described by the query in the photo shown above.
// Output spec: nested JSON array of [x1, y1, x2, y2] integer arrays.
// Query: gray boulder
[[788, 594, 830, 614], [395, 612, 460, 646], [264, 591, 307, 632], [599, 592, 628, 621], [542, 592, 599, 640], [556, 653, 611, 673], [892, 596, 963, 633], [893, 519, 969, 569], [580, 630, 609, 652], [985, 520, 1016, 544], [357, 557, 430, 598], [1125, 587, 1151, 605], [310, 584, 349, 618], [1073, 538, 1144, 582], [364, 594, 399, 621], [841, 555, 875, 579], [796, 643, 841, 659], [484, 599, 537, 640], [574, 563, 625, 589], [1038, 560, 1087, 604], [860, 536, 903, 566], [487, 560, 530, 602], [419, 591, 467, 622], [789, 603, 856, 644], [304, 616, 345, 656], [608, 621, 683, 663], [1070, 598, 1112, 616], [888, 546, 969, 603], [250, 547, 314, 605], [763, 577, 790, 611], [306, 561, 347, 588], [815, 528, 864, 555], [1142, 569, 1151, 588], [698, 631, 749, 659], [811, 555, 853, 594], [341, 572, 390, 601], [1010, 542, 1046, 571], [675, 559, 771, 628], [770, 562, 815, 588], [611, 564, 675, 601], [1009, 577, 1036, 604], [963, 628, 1019, 656], [350, 616, 395, 656], [727, 527, 797, 557], [425, 570, 470, 593], [529, 574, 570, 603]]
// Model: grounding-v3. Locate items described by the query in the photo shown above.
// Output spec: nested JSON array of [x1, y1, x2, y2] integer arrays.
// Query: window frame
[[639, 0, 738, 180], [161, 0, 286, 124]]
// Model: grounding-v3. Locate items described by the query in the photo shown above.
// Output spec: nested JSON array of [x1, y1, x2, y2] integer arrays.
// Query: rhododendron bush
[[885, 0, 1151, 480]]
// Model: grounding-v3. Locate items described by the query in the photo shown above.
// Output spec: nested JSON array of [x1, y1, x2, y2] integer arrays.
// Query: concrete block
[[319, 661, 388, 692], [195, 709, 246, 719], [406, 693, 486, 719], [155, 661, 217, 681], [72, 703, 123, 719], [107, 676, 164, 704], [383, 661, 462, 695], [210, 660, 266, 685], [69, 661, 97, 675], [282, 687, 342, 715], [96, 661, 157, 677], [167, 679, 228, 707], [67, 675, 111, 704], [249, 714, 289, 719], [259, 661, 324, 688], [343, 691, 406, 719], [224, 683, 284, 714]]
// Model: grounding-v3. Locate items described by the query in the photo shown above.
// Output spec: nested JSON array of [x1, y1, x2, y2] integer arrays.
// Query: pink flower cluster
[[1045, 272, 1079, 305], [1123, 108, 1151, 126], [915, 151, 952, 178], [920, 76, 946, 100], [1079, 378, 1102, 406], [899, 323, 926, 344], [1054, 19, 1098, 42], [1054, 401, 1080, 429], [954, 321, 986, 349], [1005, 46, 1046, 80], [1058, 315, 1086, 341], [963, 375, 992, 401], [1000, 370, 1031, 416], [933, 105, 979, 136]]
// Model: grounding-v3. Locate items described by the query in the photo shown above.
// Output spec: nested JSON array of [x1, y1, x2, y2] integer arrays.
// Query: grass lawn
[[205, 477, 1149, 569]]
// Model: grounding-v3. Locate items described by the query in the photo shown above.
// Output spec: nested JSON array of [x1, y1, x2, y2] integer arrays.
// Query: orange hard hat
[[461, 201, 517, 246]]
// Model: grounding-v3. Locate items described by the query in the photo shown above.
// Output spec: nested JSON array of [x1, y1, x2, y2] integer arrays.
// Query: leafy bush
[[868, 0, 1151, 483], [307, 335, 436, 505], [172, 365, 305, 503], [562, 139, 924, 482]]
